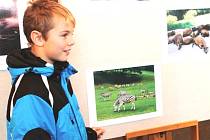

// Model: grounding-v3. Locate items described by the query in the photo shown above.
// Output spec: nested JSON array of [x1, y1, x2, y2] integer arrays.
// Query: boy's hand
[[92, 127, 105, 139]]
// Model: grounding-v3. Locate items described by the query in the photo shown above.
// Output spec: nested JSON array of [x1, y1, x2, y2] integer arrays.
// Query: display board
[[1, 0, 210, 139]]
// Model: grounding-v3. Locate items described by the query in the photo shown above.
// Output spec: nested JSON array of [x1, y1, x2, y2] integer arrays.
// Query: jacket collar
[[7, 48, 77, 83]]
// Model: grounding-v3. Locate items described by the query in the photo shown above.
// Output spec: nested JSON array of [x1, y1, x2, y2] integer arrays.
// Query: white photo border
[[87, 63, 163, 127], [164, 3, 210, 63]]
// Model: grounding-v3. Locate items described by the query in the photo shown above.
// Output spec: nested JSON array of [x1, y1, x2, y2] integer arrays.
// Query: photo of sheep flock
[[93, 65, 157, 121], [167, 8, 210, 57]]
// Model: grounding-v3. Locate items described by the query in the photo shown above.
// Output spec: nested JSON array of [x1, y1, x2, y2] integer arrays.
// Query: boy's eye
[[61, 33, 68, 37], [61, 32, 74, 38]]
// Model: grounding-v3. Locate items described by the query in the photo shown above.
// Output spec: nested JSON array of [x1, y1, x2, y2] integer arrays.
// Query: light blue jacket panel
[[7, 65, 87, 140]]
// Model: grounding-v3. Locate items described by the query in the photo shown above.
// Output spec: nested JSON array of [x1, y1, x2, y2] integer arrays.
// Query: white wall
[[63, 0, 210, 139], [1, 0, 210, 139], [0, 71, 10, 139]]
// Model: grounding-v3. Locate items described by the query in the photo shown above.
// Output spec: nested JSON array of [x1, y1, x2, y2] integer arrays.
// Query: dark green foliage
[[94, 71, 142, 85], [196, 9, 210, 16], [167, 8, 210, 21], [94, 66, 154, 85], [167, 10, 188, 20]]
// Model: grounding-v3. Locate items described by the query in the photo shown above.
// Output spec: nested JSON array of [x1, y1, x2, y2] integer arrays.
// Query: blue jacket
[[6, 48, 91, 140]]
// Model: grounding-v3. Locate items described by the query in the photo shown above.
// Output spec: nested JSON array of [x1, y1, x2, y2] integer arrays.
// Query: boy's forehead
[[52, 14, 75, 27], [51, 15, 74, 31]]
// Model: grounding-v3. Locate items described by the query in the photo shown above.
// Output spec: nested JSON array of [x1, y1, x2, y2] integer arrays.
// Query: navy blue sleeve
[[86, 127, 97, 140], [23, 128, 51, 140]]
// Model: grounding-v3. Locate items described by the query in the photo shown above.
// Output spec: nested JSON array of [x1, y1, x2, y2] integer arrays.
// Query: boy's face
[[42, 15, 75, 63]]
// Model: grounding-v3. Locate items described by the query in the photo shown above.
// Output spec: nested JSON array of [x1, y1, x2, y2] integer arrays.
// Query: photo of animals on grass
[[87, 64, 162, 125], [167, 8, 210, 57]]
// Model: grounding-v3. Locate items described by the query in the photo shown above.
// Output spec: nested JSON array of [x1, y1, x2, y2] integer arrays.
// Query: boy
[[6, 0, 104, 139]]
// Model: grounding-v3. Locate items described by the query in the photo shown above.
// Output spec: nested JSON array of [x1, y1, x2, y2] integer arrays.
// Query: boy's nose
[[67, 42, 75, 49], [67, 42, 74, 46]]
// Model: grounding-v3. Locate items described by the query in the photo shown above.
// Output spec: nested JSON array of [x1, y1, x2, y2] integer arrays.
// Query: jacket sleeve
[[23, 128, 51, 140], [9, 94, 55, 140], [86, 127, 97, 140]]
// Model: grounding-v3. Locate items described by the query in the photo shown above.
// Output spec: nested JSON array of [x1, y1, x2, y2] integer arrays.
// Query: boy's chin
[[58, 58, 68, 62], [52, 57, 68, 63]]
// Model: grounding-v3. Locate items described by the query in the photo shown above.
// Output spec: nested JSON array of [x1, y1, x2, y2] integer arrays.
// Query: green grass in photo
[[94, 70, 156, 121]]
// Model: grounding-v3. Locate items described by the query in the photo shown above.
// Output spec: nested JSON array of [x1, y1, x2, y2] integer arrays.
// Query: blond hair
[[23, 0, 75, 44]]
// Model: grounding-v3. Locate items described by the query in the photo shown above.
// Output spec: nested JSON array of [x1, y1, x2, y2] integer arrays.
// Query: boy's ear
[[30, 30, 45, 46]]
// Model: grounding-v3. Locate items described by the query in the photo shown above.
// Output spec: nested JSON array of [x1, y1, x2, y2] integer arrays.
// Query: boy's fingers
[[92, 127, 105, 137]]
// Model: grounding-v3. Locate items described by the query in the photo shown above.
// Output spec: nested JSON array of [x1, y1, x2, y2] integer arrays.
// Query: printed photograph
[[167, 8, 210, 57], [0, 0, 21, 70], [87, 64, 162, 126], [0, 0, 20, 56]]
